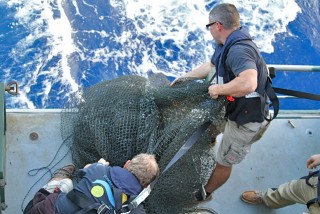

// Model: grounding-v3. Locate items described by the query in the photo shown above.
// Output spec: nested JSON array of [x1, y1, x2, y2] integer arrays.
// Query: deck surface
[[3, 110, 320, 214]]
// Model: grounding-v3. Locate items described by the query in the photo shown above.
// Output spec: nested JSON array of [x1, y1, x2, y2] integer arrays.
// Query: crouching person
[[24, 153, 159, 214], [241, 154, 320, 214]]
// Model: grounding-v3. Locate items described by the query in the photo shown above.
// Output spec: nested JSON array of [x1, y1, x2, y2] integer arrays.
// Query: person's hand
[[307, 154, 320, 169], [84, 158, 110, 168], [98, 158, 110, 166], [170, 76, 199, 87], [170, 77, 184, 87], [208, 85, 219, 99]]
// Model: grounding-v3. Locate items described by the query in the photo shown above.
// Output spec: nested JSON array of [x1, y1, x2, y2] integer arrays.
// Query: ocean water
[[0, 0, 319, 110]]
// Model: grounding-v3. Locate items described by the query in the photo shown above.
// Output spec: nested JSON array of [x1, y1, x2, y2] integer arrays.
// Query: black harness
[[215, 36, 279, 125], [67, 167, 137, 214], [301, 170, 320, 209]]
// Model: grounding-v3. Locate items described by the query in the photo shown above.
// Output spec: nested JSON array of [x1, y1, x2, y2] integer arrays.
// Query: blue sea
[[0, 0, 319, 110]]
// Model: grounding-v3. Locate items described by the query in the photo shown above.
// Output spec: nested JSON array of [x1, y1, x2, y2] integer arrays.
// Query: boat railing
[[267, 64, 320, 72], [267, 64, 320, 100], [266, 64, 320, 118]]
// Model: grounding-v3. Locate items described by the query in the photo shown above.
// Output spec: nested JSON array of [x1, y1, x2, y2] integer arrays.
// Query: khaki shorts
[[215, 119, 269, 167]]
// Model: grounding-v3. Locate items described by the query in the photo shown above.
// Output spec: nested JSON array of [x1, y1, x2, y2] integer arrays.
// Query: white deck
[[3, 109, 320, 214]]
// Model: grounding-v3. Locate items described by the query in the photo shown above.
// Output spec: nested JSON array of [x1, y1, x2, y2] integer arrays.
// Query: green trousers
[[262, 176, 320, 214]]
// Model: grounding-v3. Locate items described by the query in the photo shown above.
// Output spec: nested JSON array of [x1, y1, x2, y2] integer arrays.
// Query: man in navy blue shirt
[[171, 3, 271, 201], [24, 153, 159, 214]]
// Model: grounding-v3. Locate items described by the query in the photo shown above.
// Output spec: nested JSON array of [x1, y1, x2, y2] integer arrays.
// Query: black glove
[[193, 185, 212, 201]]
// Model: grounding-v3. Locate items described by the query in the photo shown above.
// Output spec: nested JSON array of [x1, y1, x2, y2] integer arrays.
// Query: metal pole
[[267, 64, 320, 72]]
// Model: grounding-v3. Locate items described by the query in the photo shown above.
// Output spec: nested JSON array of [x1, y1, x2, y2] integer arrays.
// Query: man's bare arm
[[171, 62, 215, 86], [208, 68, 257, 99]]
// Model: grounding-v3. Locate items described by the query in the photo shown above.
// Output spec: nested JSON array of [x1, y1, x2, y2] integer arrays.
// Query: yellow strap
[[122, 193, 128, 203]]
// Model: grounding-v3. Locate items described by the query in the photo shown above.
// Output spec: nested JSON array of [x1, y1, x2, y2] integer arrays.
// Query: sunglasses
[[206, 21, 222, 29]]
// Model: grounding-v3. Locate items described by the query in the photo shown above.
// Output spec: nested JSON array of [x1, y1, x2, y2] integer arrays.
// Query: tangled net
[[61, 74, 226, 213]]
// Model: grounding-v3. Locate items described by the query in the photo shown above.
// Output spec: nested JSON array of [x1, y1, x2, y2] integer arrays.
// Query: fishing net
[[61, 74, 226, 213]]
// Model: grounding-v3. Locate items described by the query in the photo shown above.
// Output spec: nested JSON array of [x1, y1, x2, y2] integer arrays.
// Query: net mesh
[[61, 74, 226, 213]]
